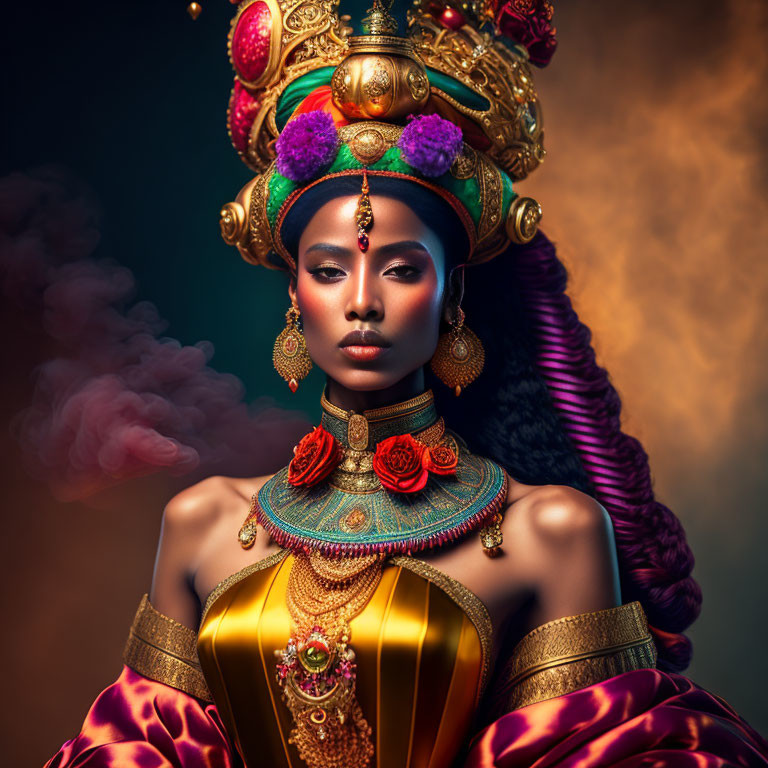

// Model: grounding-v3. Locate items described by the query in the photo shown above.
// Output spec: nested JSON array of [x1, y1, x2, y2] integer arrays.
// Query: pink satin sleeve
[[465, 669, 768, 767], [45, 665, 237, 768]]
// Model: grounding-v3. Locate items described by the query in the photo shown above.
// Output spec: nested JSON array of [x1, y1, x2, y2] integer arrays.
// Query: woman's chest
[[197, 554, 489, 768], [194, 521, 532, 665]]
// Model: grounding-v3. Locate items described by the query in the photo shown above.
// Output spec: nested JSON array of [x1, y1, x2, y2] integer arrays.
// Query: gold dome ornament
[[273, 305, 313, 393], [186, 3, 202, 21], [507, 196, 543, 244], [430, 308, 485, 396], [331, 0, 430, 121]]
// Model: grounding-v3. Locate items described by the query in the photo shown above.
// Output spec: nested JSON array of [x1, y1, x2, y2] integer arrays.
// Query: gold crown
[[227, 0, 545, 182]]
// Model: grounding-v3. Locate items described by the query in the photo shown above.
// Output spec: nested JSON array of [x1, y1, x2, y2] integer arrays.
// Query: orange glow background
[[2, 0, 767, 764]]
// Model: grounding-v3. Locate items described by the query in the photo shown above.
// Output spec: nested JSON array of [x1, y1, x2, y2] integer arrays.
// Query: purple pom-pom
[[397, 114, 463, 177], [275, 110, 339, 182]]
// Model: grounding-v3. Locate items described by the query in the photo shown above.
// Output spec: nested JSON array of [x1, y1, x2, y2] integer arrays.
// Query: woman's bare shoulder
[[500, 478, 619, 625], [163, 475, 268, 528], [504, 481, 613, 543], [150, 474, 273, 626]]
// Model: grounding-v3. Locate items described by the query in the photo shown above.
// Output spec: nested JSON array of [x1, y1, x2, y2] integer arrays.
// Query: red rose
[[423, 444, 458, 476], [288, 426, 343, 487], [373, 434, 429, 494]]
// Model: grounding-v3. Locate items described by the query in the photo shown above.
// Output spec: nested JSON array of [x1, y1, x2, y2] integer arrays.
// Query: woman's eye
[[384, 264, 421, 279], [309, 266, 345, 281]]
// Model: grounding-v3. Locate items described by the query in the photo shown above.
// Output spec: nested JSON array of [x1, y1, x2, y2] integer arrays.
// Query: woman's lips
[[340, 345, 389, 362], [338, 329, 391, 362]]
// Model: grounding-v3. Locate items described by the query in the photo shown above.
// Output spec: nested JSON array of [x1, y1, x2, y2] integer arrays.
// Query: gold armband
[[491, 601, 657, 713], [123, 594, 211, 701]]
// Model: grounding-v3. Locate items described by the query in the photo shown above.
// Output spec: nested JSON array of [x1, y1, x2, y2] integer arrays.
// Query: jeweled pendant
[[238, 520, 257, 549], [298, 630, 333, 673], [358, 230, 369, 252], [480, 512, 504, 557], [187, 2, 202, 20]]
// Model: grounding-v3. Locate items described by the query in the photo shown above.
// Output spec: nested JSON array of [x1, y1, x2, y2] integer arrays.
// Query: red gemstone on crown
[[358, 232, 369, 252], [232, 1, 273, 83], [438, 7, 465, 30]]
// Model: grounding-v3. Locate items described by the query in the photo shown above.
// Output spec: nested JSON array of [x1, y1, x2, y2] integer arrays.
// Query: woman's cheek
[[388, 281, 442, 333], [297, 285, 327, 325], [296, 280, 340, 363]]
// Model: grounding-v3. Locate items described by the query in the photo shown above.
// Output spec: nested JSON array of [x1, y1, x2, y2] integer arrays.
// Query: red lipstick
[[341, 345, 388, 361], [339, 329, 391, 362]]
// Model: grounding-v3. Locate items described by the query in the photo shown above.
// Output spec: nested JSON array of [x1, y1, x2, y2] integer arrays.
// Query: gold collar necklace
[[249, 390, 508, 556], [318, 389, 441, 451]]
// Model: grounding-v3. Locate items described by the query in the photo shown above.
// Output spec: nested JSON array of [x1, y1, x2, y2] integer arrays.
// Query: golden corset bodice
[[197, 551, 491, 768]]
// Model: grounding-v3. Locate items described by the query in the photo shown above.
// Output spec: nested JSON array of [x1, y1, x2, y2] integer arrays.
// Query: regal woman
[[46, 1, 768, 766]]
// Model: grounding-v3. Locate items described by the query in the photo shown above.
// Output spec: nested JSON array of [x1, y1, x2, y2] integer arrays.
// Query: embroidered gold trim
[[202, 549, 289, 622], [123, 595, 212, 701], [414, 417, 445, 447], [491, 601, 657, 713], [391, 556, 493, 704]]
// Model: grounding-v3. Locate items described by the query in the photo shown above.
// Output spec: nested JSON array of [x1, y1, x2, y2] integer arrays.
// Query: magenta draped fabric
[[46, 667, 768, 767], [465, 669, 768, 767], [45, 666, 236, 768]]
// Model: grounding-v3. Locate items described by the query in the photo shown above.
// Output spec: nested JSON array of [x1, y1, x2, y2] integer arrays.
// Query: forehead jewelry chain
[[356, 171, 373, 253], [275, 551, 384, 768]]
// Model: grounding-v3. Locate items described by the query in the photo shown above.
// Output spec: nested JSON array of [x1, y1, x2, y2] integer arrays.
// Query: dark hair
[[429, 232, 702, 671], [284, 176, 702, 671], [279, 174, 471, 268]]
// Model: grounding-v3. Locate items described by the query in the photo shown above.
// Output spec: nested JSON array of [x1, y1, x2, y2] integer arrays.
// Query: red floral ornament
[[288, 426, 343, 487], [495, 0, 557, 68], [423, 444, 459, 476], [373, 435, 459, 493], [373, 434, 429, 493]]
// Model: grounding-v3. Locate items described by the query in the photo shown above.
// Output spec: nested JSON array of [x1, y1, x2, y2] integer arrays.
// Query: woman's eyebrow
[[303, 243, 351, 258], [374, 241, 430, 257]]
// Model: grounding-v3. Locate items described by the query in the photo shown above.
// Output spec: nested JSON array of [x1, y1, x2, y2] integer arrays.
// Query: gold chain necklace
[[276, 551, 385, 768]]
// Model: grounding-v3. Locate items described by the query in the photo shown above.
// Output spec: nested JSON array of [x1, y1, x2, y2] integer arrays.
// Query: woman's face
[[290, 193, 448, 393]]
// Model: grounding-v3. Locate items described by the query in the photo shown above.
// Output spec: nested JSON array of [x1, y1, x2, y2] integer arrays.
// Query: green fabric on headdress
[[266, 143, 489, 230], [276, 68, 337, 130]]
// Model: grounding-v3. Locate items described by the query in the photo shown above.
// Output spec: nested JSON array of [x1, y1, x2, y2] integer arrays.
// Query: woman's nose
[[345, 262, 384, 322]]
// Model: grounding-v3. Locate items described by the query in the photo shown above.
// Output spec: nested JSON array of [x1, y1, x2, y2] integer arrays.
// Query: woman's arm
[[150, 476, 229, 628], [45, 476, 248, 768]]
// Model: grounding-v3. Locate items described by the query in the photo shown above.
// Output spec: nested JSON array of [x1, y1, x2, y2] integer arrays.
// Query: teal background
[[2, 1, 324, 422]]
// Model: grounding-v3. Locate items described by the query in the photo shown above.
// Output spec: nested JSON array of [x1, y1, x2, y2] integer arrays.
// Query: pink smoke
[[1, 168, 309, 501]]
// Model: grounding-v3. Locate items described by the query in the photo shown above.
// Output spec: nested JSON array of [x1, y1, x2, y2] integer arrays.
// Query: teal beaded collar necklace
[[252, 390, 507, 556]]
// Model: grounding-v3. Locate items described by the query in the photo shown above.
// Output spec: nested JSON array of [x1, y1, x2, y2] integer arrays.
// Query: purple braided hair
[[514, 232, 703, 670]]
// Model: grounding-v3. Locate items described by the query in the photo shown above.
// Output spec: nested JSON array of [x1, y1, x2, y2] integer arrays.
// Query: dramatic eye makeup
[[308, 264, 346, 282], [302, 240, 433, 282], [382, 261, 423, 280]]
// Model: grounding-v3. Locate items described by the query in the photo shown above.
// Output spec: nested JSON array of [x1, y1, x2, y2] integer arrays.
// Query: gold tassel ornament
[[355, 171, 373, 252]]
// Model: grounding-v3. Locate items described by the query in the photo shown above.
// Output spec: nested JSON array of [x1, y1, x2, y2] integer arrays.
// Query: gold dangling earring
[[273, 303, 312, 393], [430, 307, 485, 396]]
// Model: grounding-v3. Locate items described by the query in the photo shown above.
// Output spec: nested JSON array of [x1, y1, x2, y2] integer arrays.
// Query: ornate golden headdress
[[218, 0, 556, 269]]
